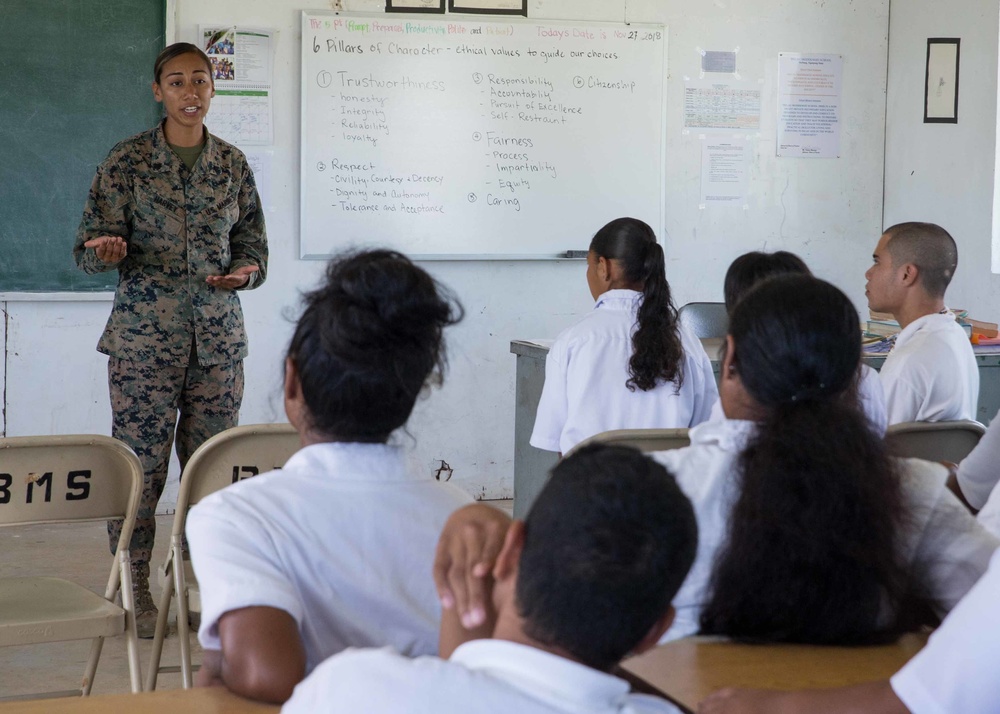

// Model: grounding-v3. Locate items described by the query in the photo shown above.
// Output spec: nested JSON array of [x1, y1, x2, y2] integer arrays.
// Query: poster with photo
[[200, 25, 276, 146]]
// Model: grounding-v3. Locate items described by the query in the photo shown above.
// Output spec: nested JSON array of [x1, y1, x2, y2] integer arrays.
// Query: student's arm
[[202, 606, 306, 704], [956, 410, 1000, 509], [942, 461, 977, 514], [698, 682, 908, 714], [432, 504, 510, 657], [904, 461, 999, 616]]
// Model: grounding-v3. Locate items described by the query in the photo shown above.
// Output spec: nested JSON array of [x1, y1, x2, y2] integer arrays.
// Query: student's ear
[[492, 520, 526, 583], [630, 606, 675, 657], [283, 357, 306, 431], [720, 335, 738, 383], [900, 262, 920, 288], [597, 256, 613, 284], [152, 81, 163, 103]]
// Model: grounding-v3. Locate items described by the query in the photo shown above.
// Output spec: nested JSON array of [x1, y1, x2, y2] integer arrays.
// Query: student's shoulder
[[285, 648, 459, 712], [552, 308, 629, 349], [187, 467, 290, 526], [627, 693, 689, 714]]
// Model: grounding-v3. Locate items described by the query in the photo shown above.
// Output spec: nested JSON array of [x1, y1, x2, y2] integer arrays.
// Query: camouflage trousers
[[106, 356, 244, 566]]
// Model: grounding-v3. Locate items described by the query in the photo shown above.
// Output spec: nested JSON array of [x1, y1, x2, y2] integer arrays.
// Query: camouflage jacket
[[73, 122, 268, 367]]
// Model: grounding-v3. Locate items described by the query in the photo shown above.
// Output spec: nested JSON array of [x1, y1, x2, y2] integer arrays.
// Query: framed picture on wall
[[386, 0, 445, 13], [448, 0, 527, 16], [924, 38, 960, 123]]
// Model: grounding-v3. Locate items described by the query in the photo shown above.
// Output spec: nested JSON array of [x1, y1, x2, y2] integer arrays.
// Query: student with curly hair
[[531, 217, 717, 454], [188, 249, 472, 703]]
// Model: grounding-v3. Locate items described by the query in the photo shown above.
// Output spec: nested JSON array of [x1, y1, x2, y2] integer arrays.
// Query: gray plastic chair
[[885, 420, 986, 464], [0, 434, 143, 699], [146, 423, 300, 691], [565, 428, 691, 458], [678, 302, 729, 339]]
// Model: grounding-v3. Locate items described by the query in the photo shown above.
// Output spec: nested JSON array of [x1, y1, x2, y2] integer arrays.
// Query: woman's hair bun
[[288, 248, 463, 441]]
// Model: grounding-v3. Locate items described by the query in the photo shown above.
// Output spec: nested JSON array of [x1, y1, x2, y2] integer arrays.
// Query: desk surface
[[0, 688, 279, 714], [621, 634, 928, 713]]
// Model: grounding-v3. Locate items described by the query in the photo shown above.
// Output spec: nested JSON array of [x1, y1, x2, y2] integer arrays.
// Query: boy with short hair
[[864, 222, 978, 425], [282, 444, 699, 714]]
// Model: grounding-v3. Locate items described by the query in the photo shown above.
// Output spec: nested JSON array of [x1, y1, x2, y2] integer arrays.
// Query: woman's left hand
[[206, 265, 258, 290]]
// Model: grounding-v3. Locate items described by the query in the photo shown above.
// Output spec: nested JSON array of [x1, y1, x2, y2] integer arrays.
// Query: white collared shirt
[[188, 441, 472, 672], [531, 289, 718, 454], [651, 419, 998, 642], [282, 640, 682, 714], [891, 550, 1000, 714], [879, 312, 978, 425], [958, 407, 1000, 510]]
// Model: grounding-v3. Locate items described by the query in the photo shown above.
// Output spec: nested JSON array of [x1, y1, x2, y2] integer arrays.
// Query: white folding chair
[[0, 434, 143, 700], [678, 302, 729, 339], [565, 428, 691, 458], [146, 423, 300, 691], [885, 420, 987, 464]]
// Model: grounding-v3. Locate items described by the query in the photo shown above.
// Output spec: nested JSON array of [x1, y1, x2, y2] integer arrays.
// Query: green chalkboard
[[0, 0, 164, 293]]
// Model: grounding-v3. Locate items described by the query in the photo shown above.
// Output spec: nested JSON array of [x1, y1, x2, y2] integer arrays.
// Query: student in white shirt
[[439, 275, 997, 644], [864, 222, 978, 424], [698, 548, 1000, 714], [283, 444, 699, 714], [663, 275, 995, 644], [531, 217, 717, 454], [188, 249, 472, 703], [712, 250, 887, 434], [951, 407, 1000, 512]]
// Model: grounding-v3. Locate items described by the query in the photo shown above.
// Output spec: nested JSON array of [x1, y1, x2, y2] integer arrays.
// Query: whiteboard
[[300, 12, 667, 259]]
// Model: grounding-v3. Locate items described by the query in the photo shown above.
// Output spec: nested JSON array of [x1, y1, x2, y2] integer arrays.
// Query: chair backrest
[[678, 302, 729, 339], [884, 420, 986, 464], [170, 423, 301, 537], [0, 435, 142, 530], [565, 428, 691, 458]]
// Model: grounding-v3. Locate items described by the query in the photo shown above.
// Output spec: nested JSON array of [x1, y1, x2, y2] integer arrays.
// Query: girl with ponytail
[[654, 274, 998, 644], [530, 217, 718, 454], [187, 249, 473, 703]]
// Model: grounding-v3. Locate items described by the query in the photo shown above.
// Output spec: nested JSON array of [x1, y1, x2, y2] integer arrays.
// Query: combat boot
[[131, 561, 158, 639]]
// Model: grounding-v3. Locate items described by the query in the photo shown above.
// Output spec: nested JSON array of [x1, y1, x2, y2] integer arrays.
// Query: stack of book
[[864, 310, 998, 341], [865, 312, 900, 339]]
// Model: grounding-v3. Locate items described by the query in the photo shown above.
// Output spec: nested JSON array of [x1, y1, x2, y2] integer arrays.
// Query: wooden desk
[[621, 634, 927, 714], [0, 688, 279, 714], [511, 338, 1000, 515]]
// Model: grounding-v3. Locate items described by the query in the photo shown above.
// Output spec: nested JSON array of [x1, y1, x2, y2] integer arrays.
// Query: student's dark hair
[[153, 42, 213, 83], [723, 250, 811, 315], [590, 218, 683, 392], [883, 222, 958, 298], [516, 444, 698, 671], [700, 275, 912, 644], [286, 249, 463, 442]]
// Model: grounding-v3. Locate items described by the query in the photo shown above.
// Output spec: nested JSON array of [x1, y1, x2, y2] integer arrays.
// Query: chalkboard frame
[[300, 12, 669, 261]]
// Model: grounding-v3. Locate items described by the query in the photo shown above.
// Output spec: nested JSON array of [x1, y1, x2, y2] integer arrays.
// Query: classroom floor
[[0, 501, 514, 699]]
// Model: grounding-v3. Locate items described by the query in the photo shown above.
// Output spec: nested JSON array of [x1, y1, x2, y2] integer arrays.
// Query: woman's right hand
[[433, 503, 512, 629], [84, 235, 127, 264]]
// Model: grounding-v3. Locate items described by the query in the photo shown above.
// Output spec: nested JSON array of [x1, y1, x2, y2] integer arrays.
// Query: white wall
[[884, 0, 1000, 316], [1, 0, 892, 507]]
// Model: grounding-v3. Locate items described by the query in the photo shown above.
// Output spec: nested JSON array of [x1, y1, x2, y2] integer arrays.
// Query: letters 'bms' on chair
[[146, 422, 301, 691], [0, 434, 144, 700]]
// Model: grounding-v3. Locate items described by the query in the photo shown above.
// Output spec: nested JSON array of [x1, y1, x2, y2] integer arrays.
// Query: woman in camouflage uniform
[[73, 43, 268, 637]]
